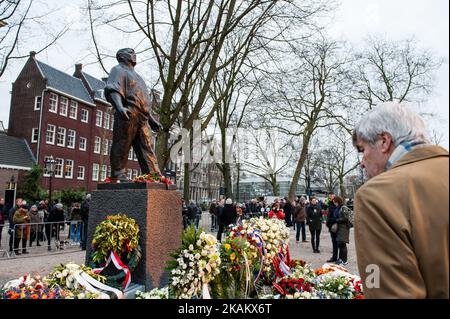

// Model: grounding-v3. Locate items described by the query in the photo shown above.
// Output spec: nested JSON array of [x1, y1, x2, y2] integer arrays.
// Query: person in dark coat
[[325, 192, 338, 262], [306, 197, 322, 253], [216, 198, 236, 242], [0, 198, 5, 248], [181, 199, 189, 230], [283, 197, 293, 227], [333, 196, 351, 265], [209, 200, 217, 231], [49, 203, 65, 250], [79, 194, 90, 250]]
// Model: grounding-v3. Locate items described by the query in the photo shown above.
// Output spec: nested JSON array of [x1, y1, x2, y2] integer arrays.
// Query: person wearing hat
[[47, 202, 65, 250], [28, 204, 42, 247], [12, 200, 30, 255]]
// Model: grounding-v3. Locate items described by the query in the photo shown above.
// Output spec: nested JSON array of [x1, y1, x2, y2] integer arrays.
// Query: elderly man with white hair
[[352, 101, 449, 299]]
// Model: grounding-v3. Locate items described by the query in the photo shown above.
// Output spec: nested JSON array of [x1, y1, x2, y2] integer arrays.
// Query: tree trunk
[[339, 176, 346, 198], [222, 163, 233, 200], [288, 134, 311, 201]]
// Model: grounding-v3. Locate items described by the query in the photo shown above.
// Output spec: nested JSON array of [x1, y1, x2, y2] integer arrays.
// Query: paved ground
[[0, 213, 358, 288]]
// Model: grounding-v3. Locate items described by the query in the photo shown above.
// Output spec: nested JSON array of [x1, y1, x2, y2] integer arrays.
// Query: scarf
[[386, 140, 425, 170]]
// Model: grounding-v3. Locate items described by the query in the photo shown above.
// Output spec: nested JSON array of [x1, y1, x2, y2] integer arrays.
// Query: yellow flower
[[230, 253, 236, 261], [224, 244, 231, 250]]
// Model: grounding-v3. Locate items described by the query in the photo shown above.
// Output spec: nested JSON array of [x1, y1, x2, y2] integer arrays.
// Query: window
[[100, 165, 107, 181], [110, 116, 114, 130], [34, 96, 41, 111], [56, 127, 66, 146], [108, 139, 112, 154], [102, 139, 109, 155], [128, 149, 133, 160], [134, 151, 138, 161], [60, 97, 68, 116], [65, 159, 74, 179], [79, 137, 87, 151], [107, 166, 111, 179], [69, 100, 78, 119], [67, 130, 76, 149], [49, 93, 58, 113], [127, 169, 133, 180], [81, 109, 89, 123], [54, 158, 64, 178], [104, 113, 110, 130], [43, 156, 52, 177], [133, 169, 138, 179], [77, 166, 85, 180], [46, 124, 56, 144], [92, 163, 99, 181], [31, 128, 39, 143], [94, 136, 101, 154], [96, 110, 103, 127]]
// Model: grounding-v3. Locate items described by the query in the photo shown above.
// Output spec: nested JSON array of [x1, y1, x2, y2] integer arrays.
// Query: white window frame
[[46, 124, 56, 145], [67, 129, 76, 149], [102, 139, 109, 155], [65, 159, 74, 179], [54, 158, 64, 178], [31, 128, 39, 143], [110, 116, 114, 131], [59, 96, 68, 116], [81, 109, 89, 123], [95, 110, 103, 127], [43, 156, 52, 177], [94, 136, 101, 154], [107, 166, 111, 179], [100, 164, 107, 181], [56, 127, 66, 147], [69, 100, 78, 119], [49, 93, 58, 113], [77, 166, 85, 180], [127, 169, 133, 180], [34, 96, 42, 111], [132, 169, 138, 179], [104, 113, 110, 130], [79, 137, 87, 151], [92, 163, 99, 181], [128, 149, 133, 160]]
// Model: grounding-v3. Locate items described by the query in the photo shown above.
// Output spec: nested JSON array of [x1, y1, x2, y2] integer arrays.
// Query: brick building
[[6, 51, 165, 193]]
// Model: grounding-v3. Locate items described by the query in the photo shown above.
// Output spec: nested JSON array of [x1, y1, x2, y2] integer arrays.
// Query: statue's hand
[[149, 118, 163, 132], [117, 106, 131, 120]]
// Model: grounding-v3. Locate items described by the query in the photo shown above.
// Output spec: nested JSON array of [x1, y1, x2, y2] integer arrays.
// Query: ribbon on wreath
[[72, 272, 124, 299], [251, 229, 266, 293], [93, 251, 131, 290]]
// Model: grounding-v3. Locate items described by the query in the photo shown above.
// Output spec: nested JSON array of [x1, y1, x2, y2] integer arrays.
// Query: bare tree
[[352, 36, 443, 110], [242, 129, 295, 197], [0, 0, 68, 78], [258, 36, 352, 201]]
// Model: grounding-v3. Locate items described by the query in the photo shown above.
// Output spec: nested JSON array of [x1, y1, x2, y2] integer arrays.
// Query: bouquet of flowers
[[242, 217, 290, 274], [1, 274, 73, 299], [135, 287, 169, 299], [314, 275, 362, 299], [134, 172, 173, 185], [167, 225, 221, 299], [45, 263, 106, 299]]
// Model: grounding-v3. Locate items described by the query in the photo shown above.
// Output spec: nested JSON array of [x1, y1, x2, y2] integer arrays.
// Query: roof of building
[[36, 60, 95, 105], [82, 71, 107, 102], [0, 132, 36, 169]]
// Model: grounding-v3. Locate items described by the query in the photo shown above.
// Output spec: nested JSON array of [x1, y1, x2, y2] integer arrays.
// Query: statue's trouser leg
[[132, 120, 161, 176], [110, 112, 139, 178]]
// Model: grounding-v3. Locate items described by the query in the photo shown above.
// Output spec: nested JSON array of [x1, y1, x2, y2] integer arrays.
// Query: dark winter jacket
[[306, 204, 322, 230]]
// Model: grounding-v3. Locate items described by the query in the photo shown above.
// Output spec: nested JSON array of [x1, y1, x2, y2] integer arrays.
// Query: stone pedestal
[[85, 182, 182, 291]]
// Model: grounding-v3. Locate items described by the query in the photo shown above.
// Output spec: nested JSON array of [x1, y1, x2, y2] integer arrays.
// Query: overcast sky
[[0, 0, 448, 148]]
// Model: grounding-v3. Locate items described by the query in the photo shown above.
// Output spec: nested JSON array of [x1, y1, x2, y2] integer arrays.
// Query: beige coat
[[354, 145, 449, 299]]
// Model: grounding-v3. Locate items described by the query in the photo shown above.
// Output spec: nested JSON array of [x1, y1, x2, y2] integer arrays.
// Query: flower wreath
[[134, 172, 173, 185], [89, 214, 142, 289]]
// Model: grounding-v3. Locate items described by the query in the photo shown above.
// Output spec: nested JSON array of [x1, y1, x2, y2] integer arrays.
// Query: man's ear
[[379, 132, 394, 153]]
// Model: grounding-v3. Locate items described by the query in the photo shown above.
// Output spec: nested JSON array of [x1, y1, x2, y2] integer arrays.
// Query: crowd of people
[[181, 193, 353, 267], [0, 195, 91, 256]]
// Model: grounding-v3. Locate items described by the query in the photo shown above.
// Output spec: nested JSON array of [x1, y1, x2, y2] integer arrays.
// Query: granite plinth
[[97, 182, 177, 190], [85, 184, 182, 291]]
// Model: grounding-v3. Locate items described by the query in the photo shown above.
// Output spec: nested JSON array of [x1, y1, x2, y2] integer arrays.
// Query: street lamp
[[44, 156, 57, 203]]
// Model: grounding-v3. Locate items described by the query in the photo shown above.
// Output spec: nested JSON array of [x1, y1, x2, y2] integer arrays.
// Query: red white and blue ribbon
[[93, 251, 131, 290]]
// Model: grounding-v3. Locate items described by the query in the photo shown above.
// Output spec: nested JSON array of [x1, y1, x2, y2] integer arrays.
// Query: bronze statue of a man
[[104, 48, 162, 181]]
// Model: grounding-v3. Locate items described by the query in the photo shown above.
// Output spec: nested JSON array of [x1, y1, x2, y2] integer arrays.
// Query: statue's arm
[[148, 113, 163, 132], [108, 91, 130, 120]]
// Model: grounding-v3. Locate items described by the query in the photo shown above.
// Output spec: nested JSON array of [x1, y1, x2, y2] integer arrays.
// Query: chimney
[[75, 63, 83, 72], [101, 77, 108, 82], [30, 51, 36, 59]]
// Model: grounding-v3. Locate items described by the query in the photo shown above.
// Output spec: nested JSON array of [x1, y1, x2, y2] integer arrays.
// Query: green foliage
[[90, 214, 140, 264], [17, 164, 46, 203], [56, 187, 86, 207]]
